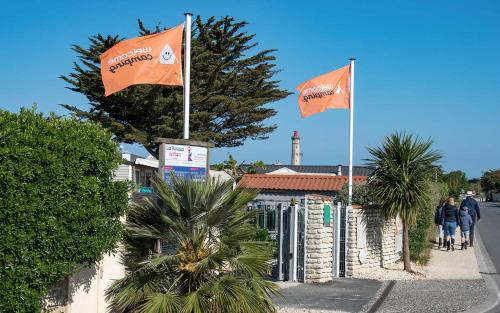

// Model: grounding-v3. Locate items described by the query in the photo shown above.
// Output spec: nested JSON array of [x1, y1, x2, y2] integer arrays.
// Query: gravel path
[[352, 261, 426, 281], [377, 279, 487, 313], [277, 308, 348, 313]]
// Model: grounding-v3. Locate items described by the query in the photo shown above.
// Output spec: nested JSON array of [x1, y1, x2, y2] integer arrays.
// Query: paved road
[[273, 278, 381, 312], [477, 202, 500, 272], [378, 279, 486, 313], [468, 201, 500, 313]]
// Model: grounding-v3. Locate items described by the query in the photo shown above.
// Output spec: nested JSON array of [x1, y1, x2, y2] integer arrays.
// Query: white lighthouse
[[291, 130, 301, 166]]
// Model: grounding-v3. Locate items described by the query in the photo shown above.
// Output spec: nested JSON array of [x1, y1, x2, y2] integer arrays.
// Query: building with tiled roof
[[239, 164, 374, 177], [234, 131, 402, 284], [239, 174, 367, 192]]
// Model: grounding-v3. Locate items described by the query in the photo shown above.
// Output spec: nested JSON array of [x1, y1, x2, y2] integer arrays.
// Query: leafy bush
[[107, 176, 278, 313], [408, 182, 446, 264], [409, 205, 433, 264], [0, 108, 129, 312], [336, 182, 372, 206]]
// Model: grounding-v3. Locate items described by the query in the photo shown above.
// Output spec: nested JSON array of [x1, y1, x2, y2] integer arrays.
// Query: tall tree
[[61, 16, 290, 157], [443, 170, 468, 198], [366, 132, 441, 272], [106, 176, 278, 313], [481, 169, 500, 197]]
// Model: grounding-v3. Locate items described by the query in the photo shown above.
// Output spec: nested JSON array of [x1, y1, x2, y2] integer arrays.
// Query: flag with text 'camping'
[[296, 65, 351, 118], [100, 24, 184, 96]]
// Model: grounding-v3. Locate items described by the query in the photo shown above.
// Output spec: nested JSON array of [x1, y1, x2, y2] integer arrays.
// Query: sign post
[[156, 138, 213, 182]]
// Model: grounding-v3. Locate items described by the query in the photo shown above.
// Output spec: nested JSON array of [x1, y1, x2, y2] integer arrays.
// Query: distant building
[[241, 163, 374, 176], [115, 153, 159, 192], [236, 131, 401, 283]]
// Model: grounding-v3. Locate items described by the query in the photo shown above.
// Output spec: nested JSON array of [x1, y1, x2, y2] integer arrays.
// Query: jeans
[[444, 221, 457, 238]]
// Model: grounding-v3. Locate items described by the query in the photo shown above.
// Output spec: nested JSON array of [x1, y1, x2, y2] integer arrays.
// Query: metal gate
[[339, 205, 347, 277], [281, 206, 291, 281], [296, 206, 306, 282]]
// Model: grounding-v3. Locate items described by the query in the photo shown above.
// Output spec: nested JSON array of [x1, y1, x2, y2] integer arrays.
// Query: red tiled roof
[[238, 174, 367, 191]]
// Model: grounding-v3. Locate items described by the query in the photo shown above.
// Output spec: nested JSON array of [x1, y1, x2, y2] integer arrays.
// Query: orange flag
[[100, 24, 184, 96], [296, 65, 351, 118]]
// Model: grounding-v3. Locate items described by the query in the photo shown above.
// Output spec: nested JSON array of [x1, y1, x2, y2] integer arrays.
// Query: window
[[135, 170, 141, 187], [266, 208, 276, 231], [145, 170, 153, 187], [258, 211, 265, 229]]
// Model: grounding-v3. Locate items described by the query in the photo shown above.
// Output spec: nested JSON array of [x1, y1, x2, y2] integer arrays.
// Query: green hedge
[[0, 108, 129, 312], [408, 182, 448, 264], [409, 205, 433, 263]]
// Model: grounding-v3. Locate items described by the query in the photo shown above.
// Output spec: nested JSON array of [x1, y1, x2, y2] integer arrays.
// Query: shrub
[[336, 182, 372, 206], [0, 108, 129, 312], [107, 176, 278, 313], [408, 182, 446, 264], [409, 205, 433, 264]]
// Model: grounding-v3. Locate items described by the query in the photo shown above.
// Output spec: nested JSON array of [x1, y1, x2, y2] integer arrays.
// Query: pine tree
[[60, 16, 290, 157]]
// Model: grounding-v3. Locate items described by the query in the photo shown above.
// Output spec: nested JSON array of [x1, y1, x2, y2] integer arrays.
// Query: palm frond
[[108, 176, 277, 313]]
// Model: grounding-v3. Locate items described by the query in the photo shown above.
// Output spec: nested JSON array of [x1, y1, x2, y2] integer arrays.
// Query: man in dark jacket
[[460, 191, 481, 246]]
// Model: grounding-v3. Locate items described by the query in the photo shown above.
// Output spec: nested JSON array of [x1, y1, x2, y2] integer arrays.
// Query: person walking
[[441, 197, 459, 251], [460, 191, 481, 247], [458, 206, 473, 250], [434, 199, 445, 248]]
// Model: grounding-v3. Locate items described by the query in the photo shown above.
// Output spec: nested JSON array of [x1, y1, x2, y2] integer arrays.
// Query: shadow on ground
[[273, 278, 382, 313]]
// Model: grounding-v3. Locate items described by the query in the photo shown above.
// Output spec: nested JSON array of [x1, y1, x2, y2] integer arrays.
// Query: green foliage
[[366, 132, 442, 226], [481, 169, 500, 194], [336, 182, 372, 206], [61, 16, 291, 157], [250, 227, 273, 242], [468, 179, 482, 194], [0, 108, 129, 312], [408, 206, 433, 264], [212, 153, 266, 181], [106, 176, 278, 313], [443, 170, 468, 198], [408, 182, 443, 264], [366, 132, 442, 271]]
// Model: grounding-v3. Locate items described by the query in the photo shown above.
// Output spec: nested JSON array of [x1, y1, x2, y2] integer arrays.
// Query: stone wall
[[346, 206, 399, 276], [305, 195, 333, 283]]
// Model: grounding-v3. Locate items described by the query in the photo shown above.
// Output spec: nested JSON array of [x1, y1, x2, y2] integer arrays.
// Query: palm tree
[[366, 132, 441, 272], [106, 175, 278, 313]]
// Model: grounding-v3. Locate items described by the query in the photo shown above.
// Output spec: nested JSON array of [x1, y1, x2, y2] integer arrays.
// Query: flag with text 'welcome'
[[100, 24, 184, 96], [296, 65, 351, 118]]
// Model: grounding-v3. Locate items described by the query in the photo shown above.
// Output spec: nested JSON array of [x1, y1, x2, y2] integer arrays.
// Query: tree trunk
[[402, 223, 412, 272]]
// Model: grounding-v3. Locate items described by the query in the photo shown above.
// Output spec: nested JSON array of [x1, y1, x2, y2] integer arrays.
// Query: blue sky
[[1, 0, 499, 178]]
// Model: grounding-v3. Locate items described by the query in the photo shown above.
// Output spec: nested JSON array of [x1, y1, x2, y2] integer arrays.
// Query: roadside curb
[[365, 280, 395, 313], [463, 229, 500, 313]]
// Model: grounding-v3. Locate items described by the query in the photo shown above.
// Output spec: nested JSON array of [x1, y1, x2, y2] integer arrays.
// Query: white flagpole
[[348, 58, 355, 206], [183, 13, 192, 139]]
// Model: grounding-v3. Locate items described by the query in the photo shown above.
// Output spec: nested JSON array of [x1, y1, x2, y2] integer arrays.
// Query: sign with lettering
[[163, 144, 208, 181]]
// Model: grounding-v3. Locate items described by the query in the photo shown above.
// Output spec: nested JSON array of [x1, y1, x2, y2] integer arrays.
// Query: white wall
[[114, 164, 132, 182], [66, 253, 124, 313]]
